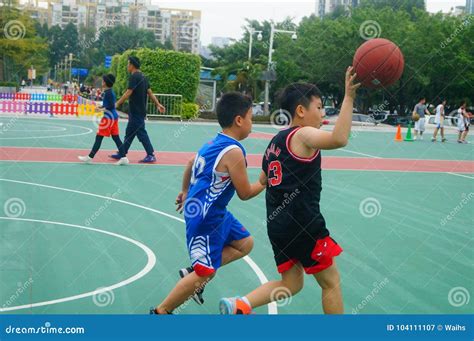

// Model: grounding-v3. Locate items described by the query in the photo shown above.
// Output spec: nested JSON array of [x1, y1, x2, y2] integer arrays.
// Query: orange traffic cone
[[394, 124, 402, 142]]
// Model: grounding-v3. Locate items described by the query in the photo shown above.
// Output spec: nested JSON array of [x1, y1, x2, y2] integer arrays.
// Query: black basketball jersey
[[262, 126, 328, 239]]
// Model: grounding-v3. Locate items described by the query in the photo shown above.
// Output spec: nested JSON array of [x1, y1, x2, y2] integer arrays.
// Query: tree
[[0, 7, 48, 82], [48, 23, 79, 68]]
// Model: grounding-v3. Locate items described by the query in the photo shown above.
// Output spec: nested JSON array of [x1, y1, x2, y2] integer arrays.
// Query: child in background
[[78, 74, 123, 163]]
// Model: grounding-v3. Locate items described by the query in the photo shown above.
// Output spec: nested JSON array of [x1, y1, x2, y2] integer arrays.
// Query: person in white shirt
[[431, 99, 447, 142], [457, 101, 469, 144]]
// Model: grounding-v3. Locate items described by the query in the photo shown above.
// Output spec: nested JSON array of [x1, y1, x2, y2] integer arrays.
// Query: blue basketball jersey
[[184, 133, 246, 228]]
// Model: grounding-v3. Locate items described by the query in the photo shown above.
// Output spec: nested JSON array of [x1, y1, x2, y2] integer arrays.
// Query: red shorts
[[97, 118, 119, 137], [273, 235, 343, 274]]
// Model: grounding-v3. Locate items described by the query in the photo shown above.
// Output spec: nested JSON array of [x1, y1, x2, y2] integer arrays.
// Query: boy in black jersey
[[220, 66, 360, 314]]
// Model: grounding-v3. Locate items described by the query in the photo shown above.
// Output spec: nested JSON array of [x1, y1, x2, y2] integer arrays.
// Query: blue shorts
[[186, 211, 250, 276]]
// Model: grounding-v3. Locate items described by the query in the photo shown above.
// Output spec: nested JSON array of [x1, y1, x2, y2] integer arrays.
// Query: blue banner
[[0, 315, 472, 340]]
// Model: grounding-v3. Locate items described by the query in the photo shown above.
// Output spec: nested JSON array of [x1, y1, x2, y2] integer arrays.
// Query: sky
[[156, 0, 466, 46]]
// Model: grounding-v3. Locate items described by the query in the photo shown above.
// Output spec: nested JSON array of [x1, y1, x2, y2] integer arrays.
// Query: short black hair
[[128, 56, 140, 69], [278, 83, 322, 118], [216, 92, 252, 128], [102, 74, 115, 87], [419, 97, 426, 101]]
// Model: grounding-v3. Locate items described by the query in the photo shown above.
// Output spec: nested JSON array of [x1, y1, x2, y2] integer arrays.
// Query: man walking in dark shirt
[[111, 56, 165, 165]]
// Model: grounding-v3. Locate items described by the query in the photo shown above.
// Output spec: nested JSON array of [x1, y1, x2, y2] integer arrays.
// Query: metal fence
[[147, 94, 182, 119]]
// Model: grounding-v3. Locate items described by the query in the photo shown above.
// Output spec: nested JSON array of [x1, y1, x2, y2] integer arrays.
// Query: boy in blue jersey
[[151, 92, 266, 314], [78, 74, 123, 163]]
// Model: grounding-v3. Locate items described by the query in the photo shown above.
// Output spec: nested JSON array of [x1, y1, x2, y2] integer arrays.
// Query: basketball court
[[0, 114, 472, 315]]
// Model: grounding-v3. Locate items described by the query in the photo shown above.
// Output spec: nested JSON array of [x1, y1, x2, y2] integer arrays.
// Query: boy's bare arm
[[222, 148, 265, 201], [176, 156, 195, 212], [296, 66, 360, 150]]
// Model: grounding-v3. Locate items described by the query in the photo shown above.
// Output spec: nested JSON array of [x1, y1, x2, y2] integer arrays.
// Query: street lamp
[[69, 53, 73, 83], [263, 23, 297, 115], [247, 26, 263, 61]]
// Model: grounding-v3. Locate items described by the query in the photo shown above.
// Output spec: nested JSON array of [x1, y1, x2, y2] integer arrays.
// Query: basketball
[[412, 112, 420, 122], [353, 38, 404, 89]]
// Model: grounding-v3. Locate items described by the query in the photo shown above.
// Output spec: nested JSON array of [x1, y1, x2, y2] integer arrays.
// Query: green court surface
[[0, 116, 472, 315]]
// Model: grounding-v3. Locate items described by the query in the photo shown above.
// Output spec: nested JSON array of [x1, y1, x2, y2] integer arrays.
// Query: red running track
[[0, 147, 473, 173]]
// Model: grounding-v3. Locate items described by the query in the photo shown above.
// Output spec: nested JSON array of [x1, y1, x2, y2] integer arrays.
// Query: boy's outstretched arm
[[297, 66, 360, 150], [176, 156, 195, 213], [223, 148, 265, 201]]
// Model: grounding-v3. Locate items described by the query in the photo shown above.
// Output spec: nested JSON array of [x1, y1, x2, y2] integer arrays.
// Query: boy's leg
[[89, 135, 104, 158], [244, 263, 304, 309], [221, 236, 253, 266], [112, 135, 123, 149], [156, 271, 214, 314], [432, 127, 438, 139], [440, 127, 445, 140], [313, 262, 343, 314]]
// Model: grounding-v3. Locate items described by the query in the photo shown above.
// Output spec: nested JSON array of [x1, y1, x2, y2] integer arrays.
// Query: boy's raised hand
[[345, 66, 361, 99]]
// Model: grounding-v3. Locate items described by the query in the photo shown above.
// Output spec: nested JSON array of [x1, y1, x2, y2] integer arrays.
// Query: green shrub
[[0, 81, 18, 88], [182, 103, 199, 119], [112, 48, 201, 103]]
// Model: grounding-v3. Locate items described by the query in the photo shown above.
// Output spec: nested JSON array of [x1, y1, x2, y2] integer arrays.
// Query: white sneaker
[[115, 157, 129, 165], [78, 155, 92, 163], [413, 136, 417, 140], [420, 135, 423, 140]]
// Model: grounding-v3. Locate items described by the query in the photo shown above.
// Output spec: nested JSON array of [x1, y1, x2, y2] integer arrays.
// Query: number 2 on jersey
[[190, 156, 206, 185]]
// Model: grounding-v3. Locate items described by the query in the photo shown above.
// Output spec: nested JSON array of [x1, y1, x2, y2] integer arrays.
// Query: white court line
[[0, 121, 92, 140], [0, 178, 278, 314], [338, 149, 381, 159], [447, 172, 474, 180], [0, 217, 156, 313]]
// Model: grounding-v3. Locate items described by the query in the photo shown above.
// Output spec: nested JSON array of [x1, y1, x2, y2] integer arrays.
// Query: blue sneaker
[[109, 154, 121, 160], [139, 154, 156, 163]]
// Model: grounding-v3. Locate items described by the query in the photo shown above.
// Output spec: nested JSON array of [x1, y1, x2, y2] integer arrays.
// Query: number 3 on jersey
[[268, 160, 282, 186]]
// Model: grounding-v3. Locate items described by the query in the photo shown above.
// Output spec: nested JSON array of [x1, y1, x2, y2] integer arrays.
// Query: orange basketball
[[353, 38, 404, 89]]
